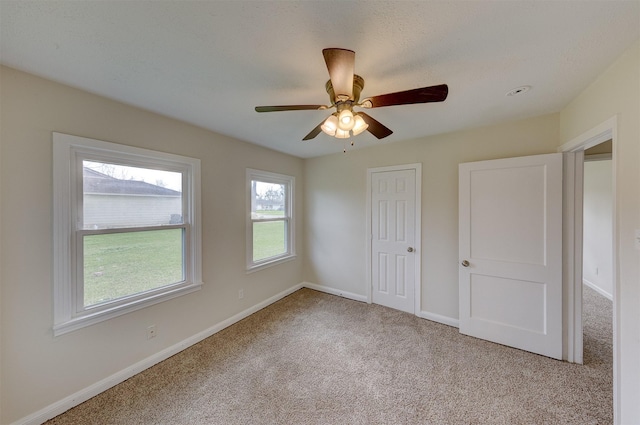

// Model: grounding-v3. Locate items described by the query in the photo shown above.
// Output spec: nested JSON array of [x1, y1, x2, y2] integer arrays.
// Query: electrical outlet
[[147, 325, 157, 340], [238, 289, 244, 299]]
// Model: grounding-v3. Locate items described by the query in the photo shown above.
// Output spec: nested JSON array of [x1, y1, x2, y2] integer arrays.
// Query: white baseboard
[[15, 282, 457, 424], [13, 283, 304, 425], [302, 282, 368, 303], [583, 279, 613, 300], [418, 310, 459, 328], [302, 282, 459, 329]]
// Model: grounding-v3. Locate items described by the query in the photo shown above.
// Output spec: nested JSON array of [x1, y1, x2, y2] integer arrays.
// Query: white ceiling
[[1, 1, 639, 158]]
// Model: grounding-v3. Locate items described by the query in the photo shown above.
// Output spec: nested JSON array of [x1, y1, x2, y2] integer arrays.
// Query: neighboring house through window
[[53, 133, 202, 335], [246, 169, 295, 271]]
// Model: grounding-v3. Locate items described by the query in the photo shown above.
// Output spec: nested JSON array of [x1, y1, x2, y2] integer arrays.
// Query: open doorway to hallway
[[582, 141, 613, 399]]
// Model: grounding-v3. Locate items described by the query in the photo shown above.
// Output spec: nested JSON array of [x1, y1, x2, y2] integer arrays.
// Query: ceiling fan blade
[[358, 112, 393, 139], [365, 84, 448, 108], [302, 120, 325, 141], [255, 105, 326, 113], [323, 48, 355, 100]]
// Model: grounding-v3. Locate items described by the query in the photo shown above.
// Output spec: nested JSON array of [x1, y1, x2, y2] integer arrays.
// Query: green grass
[[83, 223, 286, 306], [253, 209, 285, 218], [83, 229, 184, 307], [253, 221, 286, 261]]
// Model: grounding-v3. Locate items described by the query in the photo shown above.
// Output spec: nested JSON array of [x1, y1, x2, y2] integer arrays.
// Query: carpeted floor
[[46, 286, 612, 424]]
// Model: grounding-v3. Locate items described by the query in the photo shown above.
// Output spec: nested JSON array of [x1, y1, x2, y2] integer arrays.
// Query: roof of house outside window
[[83, 167, 181, 197]]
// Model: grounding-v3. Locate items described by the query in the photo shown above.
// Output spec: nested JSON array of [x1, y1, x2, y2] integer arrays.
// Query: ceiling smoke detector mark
[[506, 85, 532, 96]]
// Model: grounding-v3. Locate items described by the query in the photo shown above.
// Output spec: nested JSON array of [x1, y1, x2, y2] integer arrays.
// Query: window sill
[[246, 254, 296, 274], [53, 281, 202, 337]]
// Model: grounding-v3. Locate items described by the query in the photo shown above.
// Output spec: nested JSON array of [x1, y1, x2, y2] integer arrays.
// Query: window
[[53, 133, 201, 335], [246, 169, 295, 271]]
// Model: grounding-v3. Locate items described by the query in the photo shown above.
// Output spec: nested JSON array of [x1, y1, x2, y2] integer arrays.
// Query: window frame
[[53, 133, 202, 336], [246, 169, 295, 272]]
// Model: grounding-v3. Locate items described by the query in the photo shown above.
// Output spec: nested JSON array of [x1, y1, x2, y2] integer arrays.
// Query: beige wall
[[303, 113, 560, 320], [303, 40, 639, 424], [0, 66, 304, 423], [559, 40, 640, 425], [2, 38, 638, 424]]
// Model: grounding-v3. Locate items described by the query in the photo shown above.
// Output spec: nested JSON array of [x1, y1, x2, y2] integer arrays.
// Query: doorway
[[559, 116, 618, 417], [583, 141, 613, 300], [582, 140, 614, 397], [366, 163, 422, 314]]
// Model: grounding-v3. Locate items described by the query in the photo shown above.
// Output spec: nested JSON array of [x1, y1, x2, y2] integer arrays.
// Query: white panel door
[[459, 153, 563, 359], [371, 169, 416, 314]]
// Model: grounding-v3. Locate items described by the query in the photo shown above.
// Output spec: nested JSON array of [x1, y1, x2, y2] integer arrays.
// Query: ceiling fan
[[255, 48, 448, 142]]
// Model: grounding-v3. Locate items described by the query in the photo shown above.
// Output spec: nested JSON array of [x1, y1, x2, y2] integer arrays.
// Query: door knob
[[407, 247, 414, 253], [461, 260, 470, 267]]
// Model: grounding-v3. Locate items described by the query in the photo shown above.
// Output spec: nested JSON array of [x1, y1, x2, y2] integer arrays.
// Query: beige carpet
[[46, 286, 612, 424]]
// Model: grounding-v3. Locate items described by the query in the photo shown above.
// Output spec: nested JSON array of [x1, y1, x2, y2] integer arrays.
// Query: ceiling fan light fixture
[[352, 114, 368, 136], [321, 114, 338, 136], [337, 109, 355, 131], [255, 48, 448, 144]]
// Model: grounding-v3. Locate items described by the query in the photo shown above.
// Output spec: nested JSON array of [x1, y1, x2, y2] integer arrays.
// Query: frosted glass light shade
[[337, 109, 355, 131], [352, 114, 368, 136], [321, 115, 338, 136], [335, 129, 350, 139]]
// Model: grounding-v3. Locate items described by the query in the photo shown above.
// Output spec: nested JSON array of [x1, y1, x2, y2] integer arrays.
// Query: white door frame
[[559, 115, 618, 417], [366, 163, 422, 315]]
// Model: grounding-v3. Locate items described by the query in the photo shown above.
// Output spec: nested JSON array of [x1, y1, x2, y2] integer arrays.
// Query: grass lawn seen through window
[[253, 220, 286, 261], [83, 229, 184, 307], [83, 223, 286, 306]]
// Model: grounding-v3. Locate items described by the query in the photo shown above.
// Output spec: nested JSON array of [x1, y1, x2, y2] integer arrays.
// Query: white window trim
[[53, 133, 202, 336], [246, 169, 295, 272]]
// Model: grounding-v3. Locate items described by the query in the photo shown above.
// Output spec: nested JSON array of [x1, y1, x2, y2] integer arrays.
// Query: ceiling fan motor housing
[[325, 74, 365, 104]]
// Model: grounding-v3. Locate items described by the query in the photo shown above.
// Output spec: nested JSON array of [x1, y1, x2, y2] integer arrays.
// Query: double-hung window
[[246, 169, 295, 271], [53, 133, 202, 335]]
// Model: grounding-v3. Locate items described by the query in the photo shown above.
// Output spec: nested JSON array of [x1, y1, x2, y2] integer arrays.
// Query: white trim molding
[[245, 168, 296, 272], [559, 115, 619, 421], [562, 150, 584, 364], [583, 279, 613, 301], [14, 281, 460, 424], [302, 282, 459, 328], [52, 132, 202, 336], [302, 282, 368, 303], [418, 311, 460, 328], [13, 283, 304, 425], [559, 115, 617, 153]]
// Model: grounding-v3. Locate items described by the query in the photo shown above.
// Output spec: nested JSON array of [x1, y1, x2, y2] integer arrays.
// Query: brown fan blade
[[365, 84, 448, 108], [358, 112, 393, 139], [255, 105, 325, 113], [302, 120, 325, 141], [323, 48, 355, 100]]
